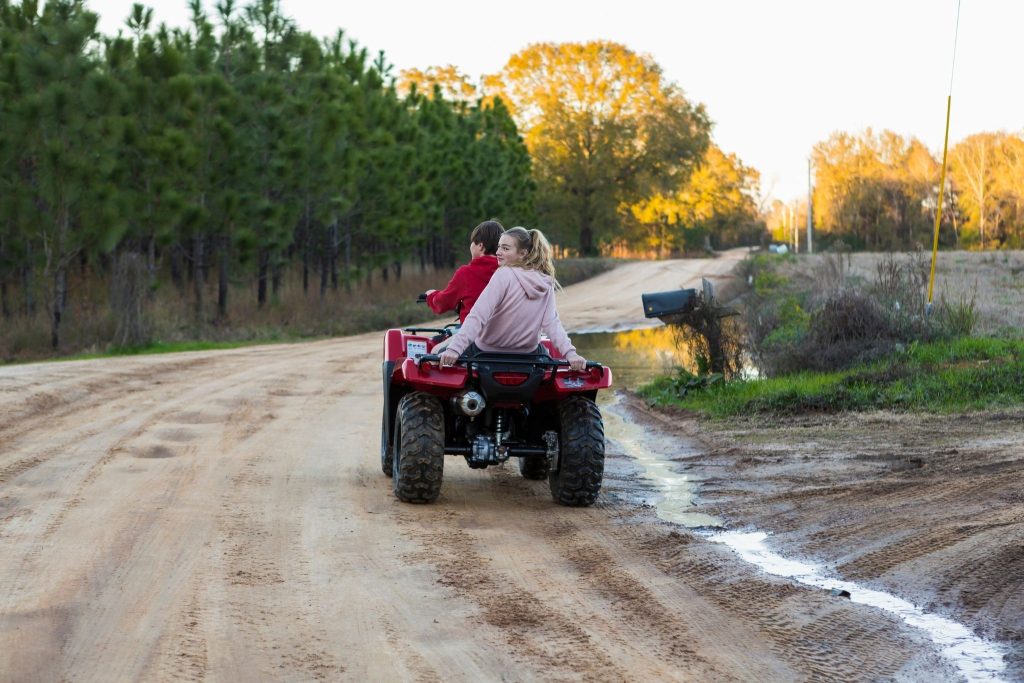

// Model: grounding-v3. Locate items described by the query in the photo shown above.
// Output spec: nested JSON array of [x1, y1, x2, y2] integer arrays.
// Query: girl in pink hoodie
[[439, 227, 588, 371]]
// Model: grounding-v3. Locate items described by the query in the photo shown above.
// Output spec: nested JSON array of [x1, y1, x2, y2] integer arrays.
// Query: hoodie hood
[[508, 266, 554, 300]]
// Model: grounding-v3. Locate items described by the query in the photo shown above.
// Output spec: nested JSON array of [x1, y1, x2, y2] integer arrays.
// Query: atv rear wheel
[[518, 456, 548, 480], [392, 392, 445, 503], [381, 404, 393, 476], [548, 396, 604, 506]]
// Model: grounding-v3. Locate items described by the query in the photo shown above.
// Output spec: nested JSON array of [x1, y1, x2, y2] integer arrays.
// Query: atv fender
[[400, 358, 468, 388], [553, 367, 613, 392]]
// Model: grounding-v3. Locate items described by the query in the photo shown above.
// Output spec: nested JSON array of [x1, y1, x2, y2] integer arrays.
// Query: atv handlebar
[[405, 327, 448, 335], [404, 321, 460, 337], [416, 354, 602, 370]]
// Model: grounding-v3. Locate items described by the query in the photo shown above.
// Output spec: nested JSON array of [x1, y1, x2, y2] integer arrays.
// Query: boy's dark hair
[[471, 219, 504, 255]]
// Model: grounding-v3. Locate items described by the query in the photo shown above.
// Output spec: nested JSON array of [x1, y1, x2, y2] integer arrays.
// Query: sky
[[90, 0, 1024, 204]]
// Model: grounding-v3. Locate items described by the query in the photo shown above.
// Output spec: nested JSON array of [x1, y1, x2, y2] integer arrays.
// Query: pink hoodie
[[445, 266, 580, 360]]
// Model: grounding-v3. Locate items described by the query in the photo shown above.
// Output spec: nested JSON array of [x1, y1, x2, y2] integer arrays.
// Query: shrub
[[645, 367, 725, 401], [753, 271, 789, 295], [936, 290, 977, 337], [810, 289, 894, 344], [740, 250, 976, 377], [554, 258, 618, 287]]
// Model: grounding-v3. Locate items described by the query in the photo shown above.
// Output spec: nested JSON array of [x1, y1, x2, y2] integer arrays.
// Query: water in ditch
[[571, 326, 697, 389]]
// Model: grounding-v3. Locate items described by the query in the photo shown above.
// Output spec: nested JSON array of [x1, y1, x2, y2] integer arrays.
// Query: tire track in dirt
[[3, 452, 207, 680], [376, 613, 443, 683], [636, 524, 950, 682], [187, 349, 359, 682], [0, 341, 361, 681], [400, 519, 631, 682], [396, 463, 787, 681], [608, 394, 958, 681], [935, 537, 1024, 643], [644, 394, 1024, 679], [544, 517, 716, 671], [493, 476, 719, 675], [0, 341, 330, 497], [154, 579, 210, 682], [7, 361, 269, 543], [0, 357, 239, 495], [0, 357, 215, 445]]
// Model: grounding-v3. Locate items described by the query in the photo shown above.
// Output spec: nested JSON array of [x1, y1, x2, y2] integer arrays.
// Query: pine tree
[[9, 0, 123, 348]]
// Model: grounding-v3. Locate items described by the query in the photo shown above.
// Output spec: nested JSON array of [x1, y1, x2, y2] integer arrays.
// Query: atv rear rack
[[417, 353, 603, 370]]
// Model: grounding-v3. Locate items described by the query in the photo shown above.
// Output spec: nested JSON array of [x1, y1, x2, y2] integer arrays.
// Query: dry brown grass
[[820, 250, 1024, 336], [739, 249, 1023, 377], [756, 250, 1023, 337], [0, 258, 619, 362], [0, 264, 448, 361]]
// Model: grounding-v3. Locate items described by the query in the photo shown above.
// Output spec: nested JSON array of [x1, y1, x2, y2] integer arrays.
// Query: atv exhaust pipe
[[452, 390, 485, 417]]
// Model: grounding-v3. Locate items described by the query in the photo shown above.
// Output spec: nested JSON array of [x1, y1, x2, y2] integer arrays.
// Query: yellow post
[[926, 95, 952, 315]]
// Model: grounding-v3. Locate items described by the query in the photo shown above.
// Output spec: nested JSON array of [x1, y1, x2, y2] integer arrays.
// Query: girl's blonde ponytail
[[523, 229, 556, 279], [505, 226, 557, 281]]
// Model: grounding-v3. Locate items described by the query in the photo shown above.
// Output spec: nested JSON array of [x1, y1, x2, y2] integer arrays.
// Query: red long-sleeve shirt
[[425, 255, 499, 322]]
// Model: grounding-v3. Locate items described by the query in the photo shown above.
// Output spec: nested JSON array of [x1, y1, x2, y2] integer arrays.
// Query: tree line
[[804, 128, 1024, 251], [0, 0, 534, 348], [403, 42, 764, 257]]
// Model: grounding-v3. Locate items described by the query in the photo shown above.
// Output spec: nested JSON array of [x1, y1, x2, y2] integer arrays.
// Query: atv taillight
[[492, 371, 530, 386]]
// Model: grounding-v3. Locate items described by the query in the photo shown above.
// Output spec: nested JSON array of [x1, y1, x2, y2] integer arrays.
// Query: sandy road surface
[[1, 251, 957, 681]]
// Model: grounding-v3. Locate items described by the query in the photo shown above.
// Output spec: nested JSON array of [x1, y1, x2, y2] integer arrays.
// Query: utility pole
[[793, 202, 800, 254], [660, 215, 667, 259], [787, 206, 794, 251], [807, 157, 814, 254]]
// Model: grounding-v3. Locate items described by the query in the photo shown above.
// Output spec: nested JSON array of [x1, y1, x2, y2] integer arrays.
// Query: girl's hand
[[568, 355, 587, 372], [439, 349, 460, 368]]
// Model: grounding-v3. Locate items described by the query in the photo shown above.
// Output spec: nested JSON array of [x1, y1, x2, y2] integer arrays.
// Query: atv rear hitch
[[446, 443, 548, 458]]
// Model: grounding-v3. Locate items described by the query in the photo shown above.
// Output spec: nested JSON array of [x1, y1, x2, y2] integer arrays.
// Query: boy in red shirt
[[425, 220, 503, 322]]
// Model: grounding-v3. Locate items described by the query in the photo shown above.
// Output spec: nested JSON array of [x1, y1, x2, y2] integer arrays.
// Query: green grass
[[108, 339, 268, 355], [639, 337, 1024, 417], [36, 338, 291, 364]]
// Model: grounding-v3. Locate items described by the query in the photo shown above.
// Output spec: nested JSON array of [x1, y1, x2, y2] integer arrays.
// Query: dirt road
[[0, 251, 964, 681]]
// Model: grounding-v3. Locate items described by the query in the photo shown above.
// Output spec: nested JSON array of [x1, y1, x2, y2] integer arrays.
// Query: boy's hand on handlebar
[[439, 349, 459, 368], [425, 289, 436, 296]]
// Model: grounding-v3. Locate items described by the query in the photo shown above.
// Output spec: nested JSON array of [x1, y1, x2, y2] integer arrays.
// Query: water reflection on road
[[575, 327, 722, 528], [603, 396, 723, 529], [572, 327, 694, 390]]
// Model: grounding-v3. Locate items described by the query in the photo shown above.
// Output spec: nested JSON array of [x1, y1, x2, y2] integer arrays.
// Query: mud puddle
[[602, 401, 722, 529], [602, 395, 1009, 682]]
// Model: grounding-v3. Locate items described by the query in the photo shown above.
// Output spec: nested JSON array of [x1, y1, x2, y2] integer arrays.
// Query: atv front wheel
[[548, 396, 604, 506], [392, 392, 445, 503], [518, 456, 548, 480]]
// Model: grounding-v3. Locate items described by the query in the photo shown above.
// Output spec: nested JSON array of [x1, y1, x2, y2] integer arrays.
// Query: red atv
[[381, 318, 612, 506]]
